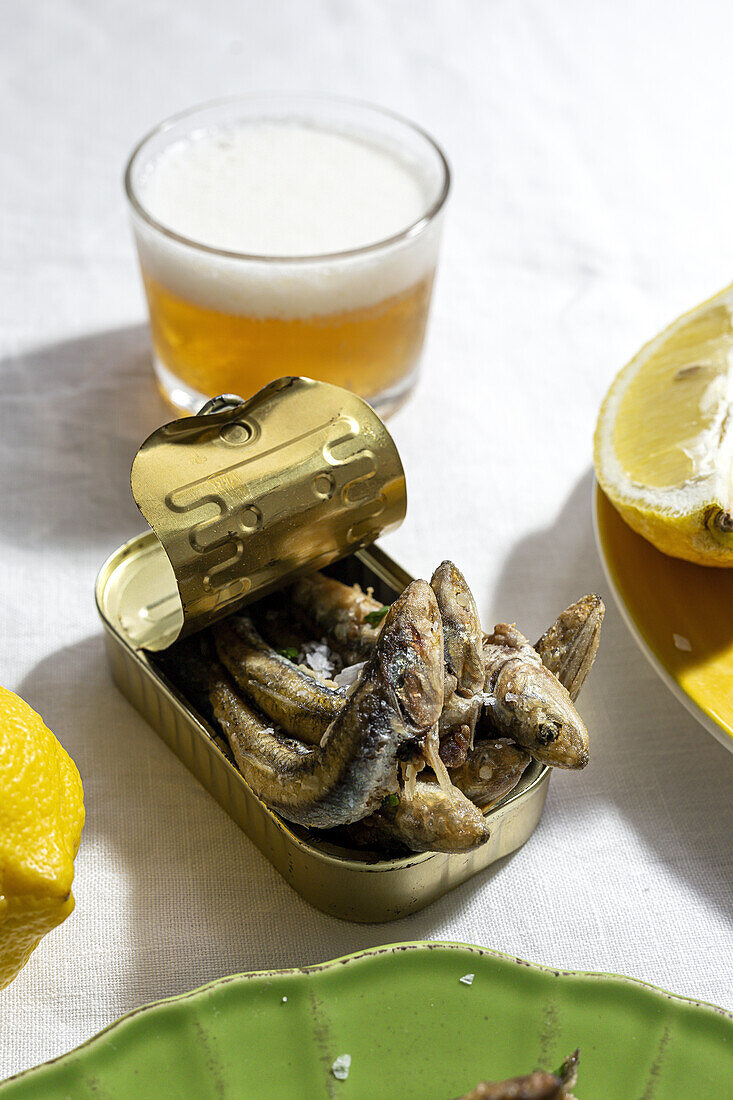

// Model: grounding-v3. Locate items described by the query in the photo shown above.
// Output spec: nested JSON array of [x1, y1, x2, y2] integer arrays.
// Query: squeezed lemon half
[[594, 284, 733, 566], [0, 686, 84, 990]]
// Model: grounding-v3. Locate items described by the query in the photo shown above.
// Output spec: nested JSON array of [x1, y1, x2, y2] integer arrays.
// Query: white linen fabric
[[1, 0, 732, 1081]]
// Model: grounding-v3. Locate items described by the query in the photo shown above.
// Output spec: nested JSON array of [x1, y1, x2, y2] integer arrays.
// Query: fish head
[[472, 738, 530, 779], [376, 579, 445, 733], [430, 560, 484, 693], [498, 661, 589, 768], [536, 594, 605, 666]]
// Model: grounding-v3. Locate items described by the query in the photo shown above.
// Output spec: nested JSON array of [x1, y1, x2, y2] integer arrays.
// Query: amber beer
[[126, 96, 449, 415], [141, 270, 435, 407]]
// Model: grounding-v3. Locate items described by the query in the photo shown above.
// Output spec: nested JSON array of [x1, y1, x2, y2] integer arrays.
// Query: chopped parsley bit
[[382, 792, 400, 809], [364, 605, 390, 627], [278, 647, 300, 662]]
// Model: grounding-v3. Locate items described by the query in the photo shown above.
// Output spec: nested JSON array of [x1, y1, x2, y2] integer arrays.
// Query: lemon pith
[[0, 686, 84, 990], [594, 284, 733, 566]]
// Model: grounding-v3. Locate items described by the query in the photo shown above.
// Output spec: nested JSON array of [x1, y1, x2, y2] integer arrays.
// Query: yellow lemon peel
[[594, 284, 733, 566], [0, 686, 84, 990]]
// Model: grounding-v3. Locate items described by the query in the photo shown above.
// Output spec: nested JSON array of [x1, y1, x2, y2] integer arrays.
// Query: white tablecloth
[[2, 0, 732, 1081]]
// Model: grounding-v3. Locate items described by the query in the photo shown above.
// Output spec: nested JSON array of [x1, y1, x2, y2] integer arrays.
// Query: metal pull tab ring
[[197, 394, 246, 416]]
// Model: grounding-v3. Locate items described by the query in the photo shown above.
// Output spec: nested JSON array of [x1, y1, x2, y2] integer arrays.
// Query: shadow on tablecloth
[[0, 324, 168, 550], [17, 462, 733, 1018], [490, 468, 733, 925], [19, 635, 518, 1015]]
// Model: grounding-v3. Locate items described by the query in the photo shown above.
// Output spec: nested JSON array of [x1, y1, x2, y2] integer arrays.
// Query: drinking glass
[[124, 94, 450, 416]]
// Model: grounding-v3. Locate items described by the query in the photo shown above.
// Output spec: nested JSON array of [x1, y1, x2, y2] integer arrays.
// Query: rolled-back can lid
[[130, 376, 406, 648]]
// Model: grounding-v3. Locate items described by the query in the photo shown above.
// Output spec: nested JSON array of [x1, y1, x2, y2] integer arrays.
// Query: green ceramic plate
[[2, 943, 731, 1098]]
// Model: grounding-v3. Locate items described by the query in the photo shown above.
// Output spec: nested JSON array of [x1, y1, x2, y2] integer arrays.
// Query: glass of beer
[[124, 94, 450, 417]]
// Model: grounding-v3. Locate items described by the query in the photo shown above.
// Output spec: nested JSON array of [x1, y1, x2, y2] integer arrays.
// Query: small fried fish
[[386, 780, 490, 853], [288, 572, 385, 664], [449, 739, 531, 808], [455, 1050, 579, 1100], [482, 624, 589, 769], [430, 561, 485, 765], [347, 778, 491, 855], [535, 595, 604, 702], [213, 615, 344, 746], [209, 580, 444, 828]]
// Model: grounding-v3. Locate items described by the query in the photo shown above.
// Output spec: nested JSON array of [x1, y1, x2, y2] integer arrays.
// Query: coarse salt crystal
[[303, 642, 335, 675], [331, 1054, 351, 1080], [282, 996, 287, 1003], [334, 661, 366, 689], [459, 973, 475, 985], [673, 633, 692, 652]]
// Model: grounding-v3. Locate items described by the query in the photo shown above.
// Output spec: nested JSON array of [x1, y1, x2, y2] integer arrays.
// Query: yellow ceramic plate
[[593, 483, 733, 752]]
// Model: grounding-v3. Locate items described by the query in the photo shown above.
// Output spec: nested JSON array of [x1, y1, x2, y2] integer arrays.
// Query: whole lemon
[[0, 686, 84, 990]]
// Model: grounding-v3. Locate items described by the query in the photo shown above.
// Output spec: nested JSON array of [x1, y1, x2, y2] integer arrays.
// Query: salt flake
[[331, 1054, 351, 1080], [673, 633, 692, 652], [459, 973, 475, 986], [334, 661, 366, 689], [304, 642, 335, 675]]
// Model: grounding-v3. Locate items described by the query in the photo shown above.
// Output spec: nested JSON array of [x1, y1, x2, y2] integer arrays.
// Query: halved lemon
[[594, 284, 733, 566]]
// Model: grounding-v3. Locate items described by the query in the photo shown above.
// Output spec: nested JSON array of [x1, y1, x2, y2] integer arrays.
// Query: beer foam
[[140, 124, 431, 256], [131, 122, 444, 318]]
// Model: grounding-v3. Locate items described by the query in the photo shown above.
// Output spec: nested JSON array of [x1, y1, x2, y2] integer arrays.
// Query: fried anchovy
[[535, 595, 604, 702], [209, 580, 444, 828], [346, 778, 491, 854], [556, 1051, 579, 1093], [430, 561, 485, 766], [213, 615, 345, 746], [385, 780, 490, 853], [288, 572, 384, 664], [455, 1071, 571, 1100], [449, 739, 531, 808], [456, 1052, 579, 1100], [460, 596, 601, 800], [215, 608, 491, 850], [482, 624, 589, 769], [345, 737, 494, 855]]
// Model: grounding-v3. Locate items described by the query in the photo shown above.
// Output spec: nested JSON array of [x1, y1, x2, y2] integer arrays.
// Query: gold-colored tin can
[[130, 377, 406, 647], [95, 378, 550, 922]]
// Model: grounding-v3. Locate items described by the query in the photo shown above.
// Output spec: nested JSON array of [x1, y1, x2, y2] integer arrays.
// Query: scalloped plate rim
[[2, 939, 731, 1092], [592, 481, 733, 753]]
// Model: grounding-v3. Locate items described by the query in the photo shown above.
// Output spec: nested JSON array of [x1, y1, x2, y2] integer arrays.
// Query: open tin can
[[95, 377, 549, 922]]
